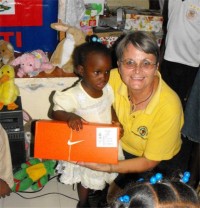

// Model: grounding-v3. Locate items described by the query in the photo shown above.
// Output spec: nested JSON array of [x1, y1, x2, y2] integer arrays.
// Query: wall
[[16, 77, 78, 120]]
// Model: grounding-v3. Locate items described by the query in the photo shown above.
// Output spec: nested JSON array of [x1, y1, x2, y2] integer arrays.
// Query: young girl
[[51, 36, 124, 208], [110, 172, 200, 208]]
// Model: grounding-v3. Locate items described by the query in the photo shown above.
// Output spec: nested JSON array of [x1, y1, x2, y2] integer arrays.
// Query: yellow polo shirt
[[109, 69, 183, 161]]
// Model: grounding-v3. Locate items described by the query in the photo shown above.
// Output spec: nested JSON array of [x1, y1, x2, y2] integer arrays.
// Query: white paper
[[96, 127, 117, 147]]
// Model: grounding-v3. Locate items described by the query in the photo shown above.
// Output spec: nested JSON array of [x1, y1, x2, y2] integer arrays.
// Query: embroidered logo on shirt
[[137, 126, 148, 138], [131, 126, 148, 140], [186, 4, 200, 21]]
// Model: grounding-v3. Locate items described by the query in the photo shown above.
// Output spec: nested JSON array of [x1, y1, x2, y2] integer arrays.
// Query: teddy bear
[[46, 22, 86, 74], [11, 49, 54, 77], [0, 40, 15, 67]]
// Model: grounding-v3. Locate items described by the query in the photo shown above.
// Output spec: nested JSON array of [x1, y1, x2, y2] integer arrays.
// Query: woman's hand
[[77, 162, 113, 173], [112, 121, 124, 138]]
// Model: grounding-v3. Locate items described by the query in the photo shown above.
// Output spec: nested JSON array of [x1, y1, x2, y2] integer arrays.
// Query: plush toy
[[0, 64, 19, 110], [12, 158, 56, 192], [47, 22, 86, 74], [0, 40, 15, 67], [11, 49, 54, 77]]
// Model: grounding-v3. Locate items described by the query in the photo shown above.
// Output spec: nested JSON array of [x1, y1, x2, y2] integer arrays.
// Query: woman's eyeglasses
[[120, 59, 157, 71]]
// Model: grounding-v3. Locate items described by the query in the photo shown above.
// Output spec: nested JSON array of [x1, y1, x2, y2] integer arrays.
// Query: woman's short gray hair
[[116, 31, 160, 64]]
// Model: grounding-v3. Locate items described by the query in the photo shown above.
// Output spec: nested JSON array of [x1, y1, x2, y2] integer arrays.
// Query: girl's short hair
[[116, 31, 160, 64], [111, 180, 199, 208]]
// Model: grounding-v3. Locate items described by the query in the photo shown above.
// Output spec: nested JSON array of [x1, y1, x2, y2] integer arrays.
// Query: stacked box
[[125, 8, 163, 32], [125, 13, 163, 33], [125, 9, 163, 47]]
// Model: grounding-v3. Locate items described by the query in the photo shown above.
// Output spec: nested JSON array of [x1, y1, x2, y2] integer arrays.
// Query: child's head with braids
[[64, 35, 112, 97], [72, 35, 112, 97], [110, 173, 199, 208], [73, 35, 112, 75]]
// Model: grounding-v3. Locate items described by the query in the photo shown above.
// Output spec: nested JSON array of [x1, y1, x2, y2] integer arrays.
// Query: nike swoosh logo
[[67, 140, 84, 146]]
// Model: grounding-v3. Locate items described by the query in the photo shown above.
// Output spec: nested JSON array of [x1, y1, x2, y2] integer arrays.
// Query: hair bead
[[180, 171, 190, 183], [150, 173, 163, 184], [88, 35, 102, 43], [118, 194, 130, 203]]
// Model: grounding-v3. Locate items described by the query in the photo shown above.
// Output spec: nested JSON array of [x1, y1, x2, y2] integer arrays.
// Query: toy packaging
[[34, 120, 119, 164], [80, 0, 105, 27]]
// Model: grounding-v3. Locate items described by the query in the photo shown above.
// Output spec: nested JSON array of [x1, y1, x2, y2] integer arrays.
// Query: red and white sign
[[0, 0, 43, 27]]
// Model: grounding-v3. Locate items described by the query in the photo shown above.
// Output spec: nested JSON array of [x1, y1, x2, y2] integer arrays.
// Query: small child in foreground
[[110, 171, 200, 208]]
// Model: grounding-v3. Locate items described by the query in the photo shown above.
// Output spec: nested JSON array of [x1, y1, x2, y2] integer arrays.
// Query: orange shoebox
[[34, 120, 120, 164]]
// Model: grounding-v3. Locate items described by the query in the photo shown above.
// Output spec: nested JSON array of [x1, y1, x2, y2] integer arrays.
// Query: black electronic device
[[0, 96, 26, 168]]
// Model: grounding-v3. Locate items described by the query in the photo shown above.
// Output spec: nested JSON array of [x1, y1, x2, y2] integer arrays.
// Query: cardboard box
[[34, 120, 119, 164], [125, 10, 163, 33]]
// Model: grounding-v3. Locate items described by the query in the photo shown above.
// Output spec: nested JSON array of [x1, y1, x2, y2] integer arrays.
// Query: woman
[[77, 31, 184, 203]]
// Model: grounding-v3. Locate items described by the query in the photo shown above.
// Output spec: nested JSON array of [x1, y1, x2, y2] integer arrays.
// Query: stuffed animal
[[11, 49, 54, 77], [47, 22, 86, 74], [12, 158, 56, 192], [0, 40, 15, 67], [0, 64, 19, 110]]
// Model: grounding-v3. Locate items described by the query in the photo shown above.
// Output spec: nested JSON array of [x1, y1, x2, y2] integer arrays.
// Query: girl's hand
[[112, 121, 124, 138], [0, 179, 11, 198], [67, 114, 85, 131], [52, 111, 88, 131]]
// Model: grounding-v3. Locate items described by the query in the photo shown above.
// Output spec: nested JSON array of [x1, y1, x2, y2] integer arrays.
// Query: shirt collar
[[118, 71, 162, 114]]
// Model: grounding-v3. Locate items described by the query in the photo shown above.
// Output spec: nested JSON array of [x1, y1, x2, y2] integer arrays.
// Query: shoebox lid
[[34, 120, 119, 164]]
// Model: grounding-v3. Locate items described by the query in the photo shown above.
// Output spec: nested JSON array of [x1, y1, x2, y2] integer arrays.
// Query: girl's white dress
[[53, 82, 124, 190]]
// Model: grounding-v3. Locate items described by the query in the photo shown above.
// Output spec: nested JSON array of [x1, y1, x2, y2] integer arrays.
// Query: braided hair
[[111, 173, 199, 208], [62, 35, 111, 92], [73, 35, 111, 76]]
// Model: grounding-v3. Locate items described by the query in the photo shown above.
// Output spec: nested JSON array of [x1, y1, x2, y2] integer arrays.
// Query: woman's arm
[[78, 156, 160, 174]]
